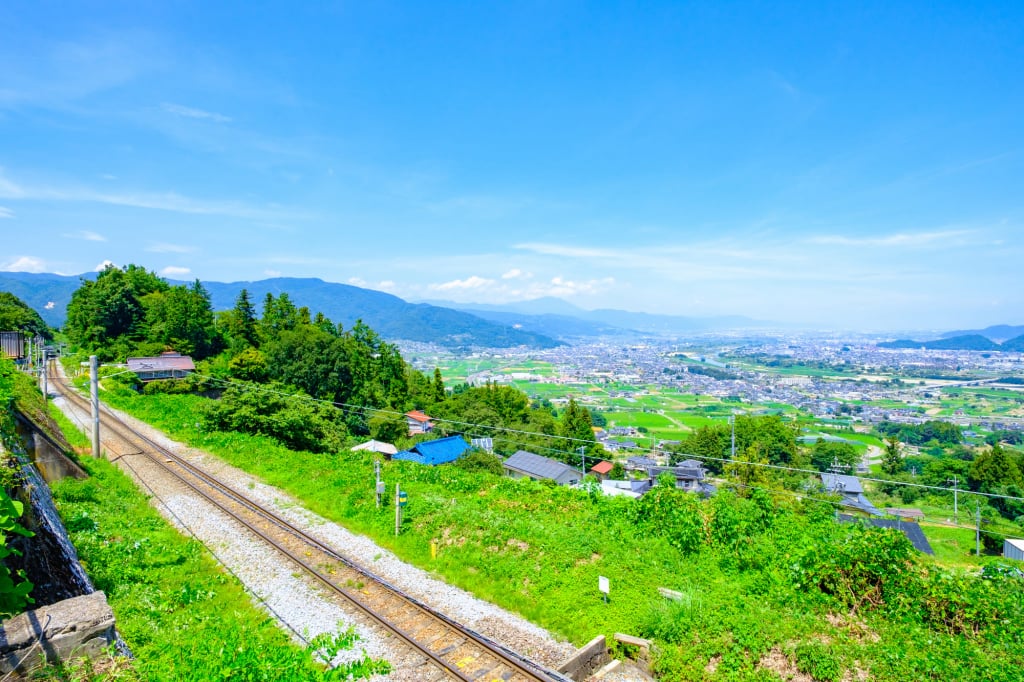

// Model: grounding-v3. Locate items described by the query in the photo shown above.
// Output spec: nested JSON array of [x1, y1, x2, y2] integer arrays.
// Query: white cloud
[[347, 277, 367, 287], [44, 302, 55, 310], [501, 268, 532, 280], [161, 102, 232, 123], [100, 174, 117, 181], [0, 169, 306, 220], [430, 275, 496, 291], [62, 230, 106, 241], [147, 242, 196, 254], [1, 256, 47, 273], [94, 259, 115, 271], [264, 269, 282, 278], [160, 266, 191, 277], [377, 280, 396, 291], [806, 230, 971, 248], [0, 206, 13, 219]]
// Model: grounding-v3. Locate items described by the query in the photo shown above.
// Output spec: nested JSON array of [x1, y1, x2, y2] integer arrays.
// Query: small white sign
[[598, 576, 610, 594]]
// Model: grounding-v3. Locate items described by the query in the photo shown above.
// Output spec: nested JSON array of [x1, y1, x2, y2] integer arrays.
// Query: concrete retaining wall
[[557, 635, 609, 681], [0, 591, 116, 674]]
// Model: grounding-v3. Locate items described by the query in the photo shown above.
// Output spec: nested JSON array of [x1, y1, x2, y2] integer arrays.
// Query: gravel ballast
[[50, 378, 598, 679]]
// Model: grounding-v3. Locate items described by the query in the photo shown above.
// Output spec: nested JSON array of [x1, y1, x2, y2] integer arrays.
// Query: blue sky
[[1, 1, 1021, 331]]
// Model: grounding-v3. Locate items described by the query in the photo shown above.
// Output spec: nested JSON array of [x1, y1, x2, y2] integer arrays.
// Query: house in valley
[[503, 450, 582, 487]]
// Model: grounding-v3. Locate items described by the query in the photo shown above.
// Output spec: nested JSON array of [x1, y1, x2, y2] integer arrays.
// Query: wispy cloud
[[265, 269, 282, 278], [501, 268, 531, 280], [0, 170, 307, 220], [1, 256, 47, 273], [161, 102, 232, 123], [94, 259, 115, 271], [805, 229, 973, 248], [427, 273, 614, 300], [147, 242, 196, 254], [0, 206, 13, 219], [431, 275, 496, 291], [160, 266, 192, 277], [62, 230, 106, 241]]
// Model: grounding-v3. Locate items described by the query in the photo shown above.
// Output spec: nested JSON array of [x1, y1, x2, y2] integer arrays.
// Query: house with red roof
[[590, 460, 614, 480], [405, 410, 434, 436]]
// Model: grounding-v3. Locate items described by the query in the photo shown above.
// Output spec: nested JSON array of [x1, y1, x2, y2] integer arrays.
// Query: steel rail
[[52, 371, 566, 682]]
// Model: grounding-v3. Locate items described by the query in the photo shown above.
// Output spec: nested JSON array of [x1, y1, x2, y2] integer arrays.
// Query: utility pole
[[946, 475, 959, 525], [40, 351, 47, 404], [579, 446, 586, 477], [394, 483, 401, 536], [90, 355, 101, 458], [975, 502, 981, 557], [729, 414, 736, 459], [375, 459, 383, 509], [26, 335, 32, 371]]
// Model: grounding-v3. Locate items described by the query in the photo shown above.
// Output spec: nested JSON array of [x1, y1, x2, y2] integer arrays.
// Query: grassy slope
[[97, 389, 1024, 681]]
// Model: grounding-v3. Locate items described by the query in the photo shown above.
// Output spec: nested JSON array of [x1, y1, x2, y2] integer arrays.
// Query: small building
[[821, 473, 881, 516], [503, 450, 582, 487], [1005, 538, 1024, 562], [126, 352, 195, 381], [884, 508, 925, 522], [625, 456, 657, 472], [648, 464, 714, 495], [392, 436, 469, 466], [405, 410, 433, 436], [600, 478, 652, 498], [351, 439, 398, 457], [470, 437, 494, 453], [0, 331, 25, 360], [838, 515, 934, 555], [590, 460, 614, 480]]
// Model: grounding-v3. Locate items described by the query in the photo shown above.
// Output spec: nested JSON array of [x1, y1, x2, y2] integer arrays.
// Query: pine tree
[[882, 435, 903, 475]]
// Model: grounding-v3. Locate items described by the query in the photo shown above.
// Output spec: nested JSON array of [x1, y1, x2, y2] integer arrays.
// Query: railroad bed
[[50, 364, 574, 682]]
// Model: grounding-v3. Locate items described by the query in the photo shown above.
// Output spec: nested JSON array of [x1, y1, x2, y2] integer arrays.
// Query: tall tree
[[0, 292, 50, 339], [881, 435, 903, 475], [432, 368, 446, 404], [559, 398, 597, 454], [229, 288, 258, 348], [969, 444, 1023, 493]]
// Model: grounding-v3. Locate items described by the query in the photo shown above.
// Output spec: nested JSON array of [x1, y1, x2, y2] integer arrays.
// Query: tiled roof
[[127, 354, 195, 372], [838, 515, 934, 554], [591, 461, 614, 474], [393, 435, 468, 466], [405, 410, 432, 423], [351, 439, 398, 455], [821, 473, 864, 494], [504, 450, 581, 485]]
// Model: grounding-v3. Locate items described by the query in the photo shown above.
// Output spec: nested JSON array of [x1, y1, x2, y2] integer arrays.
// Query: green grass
[[48, 456, 388, 681], [88, 388, 1024, 681]]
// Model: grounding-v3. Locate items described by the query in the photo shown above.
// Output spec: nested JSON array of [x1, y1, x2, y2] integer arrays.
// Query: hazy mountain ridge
[[425, 297, 770, 337], [878, 334, 1024, 351], [940, 325, 1024, 343], [0, 271, 560, 349]]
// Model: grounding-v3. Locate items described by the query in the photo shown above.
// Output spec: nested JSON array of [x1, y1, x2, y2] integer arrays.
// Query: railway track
[[50, 365, 569, 682]]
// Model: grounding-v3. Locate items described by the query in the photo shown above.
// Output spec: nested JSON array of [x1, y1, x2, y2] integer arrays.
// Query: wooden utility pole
[[946, 475, 959, 525], [90, 355, 100, 458]]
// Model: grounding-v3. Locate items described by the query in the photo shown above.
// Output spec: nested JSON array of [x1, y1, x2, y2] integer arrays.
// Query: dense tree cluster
[[65, 265, 218, 361], [876, 419, 962, 446], [0, 292, 51, 340]]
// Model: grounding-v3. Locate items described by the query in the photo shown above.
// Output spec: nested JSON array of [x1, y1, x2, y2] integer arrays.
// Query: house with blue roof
[[392, 435, 470, 466]]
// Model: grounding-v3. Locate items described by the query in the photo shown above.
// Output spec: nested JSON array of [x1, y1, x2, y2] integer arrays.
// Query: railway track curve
[[50, 364, 569, 682]]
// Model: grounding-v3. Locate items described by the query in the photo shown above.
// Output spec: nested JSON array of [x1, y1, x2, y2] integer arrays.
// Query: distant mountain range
[[940, 325, 1024, 343], [0, 271, 560, 349], [424, 297, 770, 337], [878, 334, 1024, 352]]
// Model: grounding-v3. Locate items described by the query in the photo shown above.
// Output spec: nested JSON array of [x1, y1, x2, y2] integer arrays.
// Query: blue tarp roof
[[392, 435, 470, 466]]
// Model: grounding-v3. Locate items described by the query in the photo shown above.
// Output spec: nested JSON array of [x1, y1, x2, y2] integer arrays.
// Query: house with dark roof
[[392, 436, 469, 466], [127, 352, 195, 381], [648, 464, 715, 496], [600, 478, 652, 498], [821, 473, 880, 516], [503, 450, 582, 487], [838, 515, 934, 554], [405, 410, 433, 436]]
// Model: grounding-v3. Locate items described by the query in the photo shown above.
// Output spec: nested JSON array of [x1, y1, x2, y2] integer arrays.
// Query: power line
[[129, 371, 1024, 505]]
